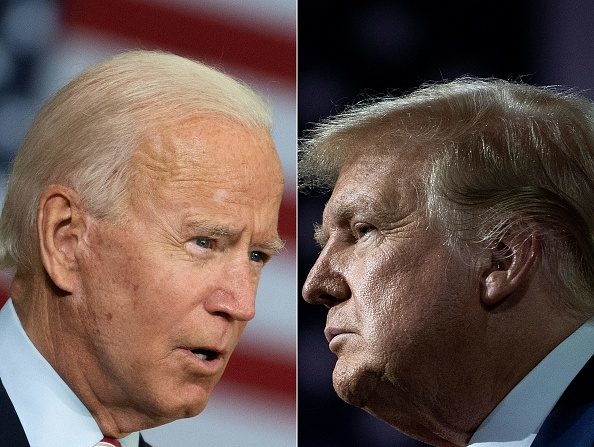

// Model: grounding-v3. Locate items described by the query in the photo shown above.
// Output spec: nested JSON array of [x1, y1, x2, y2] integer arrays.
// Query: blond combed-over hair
[[0, 50, 272, 271], [300, 78, 594, 316]]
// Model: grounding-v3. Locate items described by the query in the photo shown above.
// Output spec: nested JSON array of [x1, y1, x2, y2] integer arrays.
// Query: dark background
[[298, 1, 594, 446]]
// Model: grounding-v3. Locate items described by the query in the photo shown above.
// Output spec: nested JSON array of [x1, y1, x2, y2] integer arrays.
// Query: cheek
[[212, 188, 229, 202], [353, 256, 409, 328], [230, 321, 249, 347], [81, 250, 180, 352], [353, 250, 449, 354], [126, 264, 201, 329], [82, 231, 147, 300]]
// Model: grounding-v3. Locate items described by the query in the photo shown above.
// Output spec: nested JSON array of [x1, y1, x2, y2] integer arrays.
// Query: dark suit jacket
[[0, 378, 152, 447], [532, 354, 594, 447]]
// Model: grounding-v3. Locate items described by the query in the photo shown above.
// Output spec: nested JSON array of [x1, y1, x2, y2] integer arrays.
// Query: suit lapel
[[2, 376, 154, 447], [532, 354, 594, 446], [0, 377, 30, 447], [139, 434, 152, 447]]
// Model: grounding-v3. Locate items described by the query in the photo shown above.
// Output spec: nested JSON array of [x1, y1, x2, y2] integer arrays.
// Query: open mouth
[[190, 348, 219, 361]]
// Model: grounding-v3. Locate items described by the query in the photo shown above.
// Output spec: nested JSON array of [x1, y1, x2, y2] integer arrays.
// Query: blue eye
[[195, 237, 213, 249], [249, 251, 267, 263]]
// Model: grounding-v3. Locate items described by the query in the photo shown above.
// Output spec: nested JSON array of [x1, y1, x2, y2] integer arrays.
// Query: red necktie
[[95, 437, 122, 447]]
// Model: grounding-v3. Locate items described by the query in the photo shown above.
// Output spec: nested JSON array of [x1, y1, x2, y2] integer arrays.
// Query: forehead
[[131, 115, 282, 194], [332, 117, 429, 180], [325, 143, 426, 221]]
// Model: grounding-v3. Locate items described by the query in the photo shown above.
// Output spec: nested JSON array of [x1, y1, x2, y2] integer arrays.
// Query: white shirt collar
[[469, 318, 594, 447], [0, 299, 139, 447]]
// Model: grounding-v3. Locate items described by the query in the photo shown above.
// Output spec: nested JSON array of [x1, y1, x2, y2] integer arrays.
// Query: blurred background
[[298, 1, 593, 446], [0, 0, 295, 446]]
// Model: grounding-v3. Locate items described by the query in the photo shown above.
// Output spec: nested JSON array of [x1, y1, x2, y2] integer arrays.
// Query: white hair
[[0, 50, 272, 271], [300, 78, 594, 316]]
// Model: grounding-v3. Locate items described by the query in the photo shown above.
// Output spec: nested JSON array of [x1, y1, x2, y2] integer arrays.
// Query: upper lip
[[324, 327, 351, 343]]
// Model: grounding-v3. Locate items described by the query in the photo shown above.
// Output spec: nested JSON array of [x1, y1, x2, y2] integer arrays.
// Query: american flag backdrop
[[0, 1, 296, 446]]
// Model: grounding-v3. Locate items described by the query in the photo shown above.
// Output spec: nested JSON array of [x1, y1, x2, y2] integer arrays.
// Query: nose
[[204, 258, 257, 322], [302, 245, 351, 308]]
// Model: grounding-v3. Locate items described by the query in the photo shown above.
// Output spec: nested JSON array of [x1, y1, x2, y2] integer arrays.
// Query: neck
[[11, 272, 161, 438], [455, 298, 587, 445], [361, 289, 587, 446]]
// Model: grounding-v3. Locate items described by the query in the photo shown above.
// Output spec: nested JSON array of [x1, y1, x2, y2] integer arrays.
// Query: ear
[[481, 234, 540, 307], [37, 185, 88, 294]]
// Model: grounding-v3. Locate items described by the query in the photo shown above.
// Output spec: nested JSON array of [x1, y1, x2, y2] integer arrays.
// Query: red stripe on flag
[[222, 346, 295, 403], [62, 0, 295, 84]]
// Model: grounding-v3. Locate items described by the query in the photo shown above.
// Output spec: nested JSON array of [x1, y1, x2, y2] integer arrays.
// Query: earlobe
[[37, 185, 86, 294], [481, 235, 539, 307]]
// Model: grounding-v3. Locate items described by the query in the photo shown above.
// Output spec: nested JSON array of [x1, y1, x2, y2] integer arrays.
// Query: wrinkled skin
[[302, 146, 586, 446], [303, 152, 494, 446], [16, 116, 284, 437]]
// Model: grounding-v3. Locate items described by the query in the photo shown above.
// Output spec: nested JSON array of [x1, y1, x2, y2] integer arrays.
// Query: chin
[[178, 399, 209, 419], [150, 382, 213, 421], [332, 356, 381, 408], [153, 398, 209, 423]]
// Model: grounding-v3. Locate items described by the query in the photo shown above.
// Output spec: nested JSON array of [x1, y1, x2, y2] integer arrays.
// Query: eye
[[194, 237, 214, 249], [249, 250, 269, 264], [353, 222, 375, 239]]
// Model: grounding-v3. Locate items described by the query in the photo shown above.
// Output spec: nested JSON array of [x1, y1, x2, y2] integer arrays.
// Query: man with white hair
[[0, 51, 285, 447], [301, 79, 594, 446]]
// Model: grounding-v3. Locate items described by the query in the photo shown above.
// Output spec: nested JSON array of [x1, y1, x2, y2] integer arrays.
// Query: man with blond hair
[[0, 51, 284, 447], [301, 79, 594, 446]]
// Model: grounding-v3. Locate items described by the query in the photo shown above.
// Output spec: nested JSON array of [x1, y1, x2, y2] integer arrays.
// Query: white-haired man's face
[[302, 151, 491, 445], [63, 116, 284, 430]]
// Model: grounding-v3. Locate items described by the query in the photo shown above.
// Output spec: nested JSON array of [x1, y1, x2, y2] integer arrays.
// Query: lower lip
[[328, 333, 351, 353], [179, 349, 225, 376]]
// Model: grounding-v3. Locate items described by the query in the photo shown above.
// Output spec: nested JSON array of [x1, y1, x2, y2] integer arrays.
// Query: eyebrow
[[313, 223, 328, 248], [311, 187, 407, 249], [182, 220, 285, 255], [331, 189, 402, 225], [257, 236, 285, 255], [182, 221, 235, 237]]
